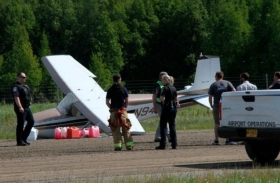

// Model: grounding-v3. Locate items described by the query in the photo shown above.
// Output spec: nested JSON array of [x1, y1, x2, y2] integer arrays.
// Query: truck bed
[[218, 89, 280, 141]]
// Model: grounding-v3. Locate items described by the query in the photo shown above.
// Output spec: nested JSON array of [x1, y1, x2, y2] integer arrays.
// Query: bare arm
[[175, 96, 180, 108], [125, 97, 128, 108], [208, 95, 213, 108], [152, 93, 158, 113], [152, 94, 157, 108]]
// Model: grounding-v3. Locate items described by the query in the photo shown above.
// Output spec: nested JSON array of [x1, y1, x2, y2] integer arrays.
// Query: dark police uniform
[[12, 81, 35, 145], [106, 83, 134, 150], [158, 83, 178, 149], [153, 81, 171, 141]]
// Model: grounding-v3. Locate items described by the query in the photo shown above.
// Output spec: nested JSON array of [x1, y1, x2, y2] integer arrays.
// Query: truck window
[[242, 96, 255, 102]]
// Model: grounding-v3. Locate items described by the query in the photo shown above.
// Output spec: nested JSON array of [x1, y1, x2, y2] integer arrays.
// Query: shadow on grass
[[174, 160, 280, 169]]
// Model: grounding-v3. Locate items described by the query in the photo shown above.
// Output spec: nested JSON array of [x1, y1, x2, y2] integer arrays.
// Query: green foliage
[[5, 24, 42, 88], [90, 52, 112, 90], [203, 0, 251, 75], [0, 55, 3, 70], [0, 0, 41, 93], [1, 0, 280, 95], [37, 31, 57, 102]]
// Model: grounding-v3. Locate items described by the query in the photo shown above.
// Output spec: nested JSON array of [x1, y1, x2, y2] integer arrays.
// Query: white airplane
[[33, 55, 220, 138]]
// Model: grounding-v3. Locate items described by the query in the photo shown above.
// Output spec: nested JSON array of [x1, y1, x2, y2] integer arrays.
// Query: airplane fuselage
[[127, 103, 156, 121]]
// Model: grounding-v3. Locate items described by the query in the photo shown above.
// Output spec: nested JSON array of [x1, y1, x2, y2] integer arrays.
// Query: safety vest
[[156, 81, 164, 103]]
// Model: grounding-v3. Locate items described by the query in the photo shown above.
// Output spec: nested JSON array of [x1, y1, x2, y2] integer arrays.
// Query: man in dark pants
[[155, 75, 180, 150], [12, 72, 35, 146], [106, 74, 134, 151]]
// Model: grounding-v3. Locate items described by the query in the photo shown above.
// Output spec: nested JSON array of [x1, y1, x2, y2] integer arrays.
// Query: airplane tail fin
[[178, 55, 221, 94]]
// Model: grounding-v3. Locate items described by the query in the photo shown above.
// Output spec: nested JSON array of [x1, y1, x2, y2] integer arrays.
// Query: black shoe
[[17, 142, 26, 146], [172, 147, 177, 149], [23, 140, 30, 145], [212, 140, 220, 145], [154, 139, 161, 142], [155, 146, 166, 150]]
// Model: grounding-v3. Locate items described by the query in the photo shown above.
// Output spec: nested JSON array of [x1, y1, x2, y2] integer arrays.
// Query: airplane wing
[[193, 95, 212, 110], [41, 55, 145, 135], [178, 94, 212, 110]]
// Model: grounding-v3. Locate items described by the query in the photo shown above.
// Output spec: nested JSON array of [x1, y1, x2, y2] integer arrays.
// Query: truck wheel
[[245, 142, 280, 165]]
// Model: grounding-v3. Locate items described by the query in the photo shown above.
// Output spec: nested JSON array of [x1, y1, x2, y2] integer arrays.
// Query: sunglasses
[[19, 76, 26, 79]]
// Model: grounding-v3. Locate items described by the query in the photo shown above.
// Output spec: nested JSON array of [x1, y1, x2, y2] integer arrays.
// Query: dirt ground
[[0, 130, 279, 182]]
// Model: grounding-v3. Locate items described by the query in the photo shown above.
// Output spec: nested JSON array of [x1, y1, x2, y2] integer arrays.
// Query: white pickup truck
[[217, 90, 280, 165]]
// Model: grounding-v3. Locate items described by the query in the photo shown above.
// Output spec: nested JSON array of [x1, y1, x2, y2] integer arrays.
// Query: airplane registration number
[[134, 107, 154, 117], [246, 129, 258, 137]]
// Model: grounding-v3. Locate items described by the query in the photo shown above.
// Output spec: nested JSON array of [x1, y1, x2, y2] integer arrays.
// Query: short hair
[[215, 71, 224, 79], [161, 74, 171, 83], [274, 71, 280, 79], [240, 72, 249, 80], [113, 74, 121, 82], [159, 71, 168, 79]]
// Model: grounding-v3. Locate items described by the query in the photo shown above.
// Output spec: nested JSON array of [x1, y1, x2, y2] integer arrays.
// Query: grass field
[[0, 103, 213, 139], [0, 103, 57, 139], [141, 106, 213, 132], [108, 169, 280, 183]]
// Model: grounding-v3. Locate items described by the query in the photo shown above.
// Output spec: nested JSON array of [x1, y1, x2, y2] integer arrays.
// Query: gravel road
[[0, 130, 276, 182]]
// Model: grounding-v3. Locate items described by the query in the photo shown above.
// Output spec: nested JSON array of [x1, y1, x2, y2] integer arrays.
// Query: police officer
[[155, 75, 180, 150], [153, 71, 171, 142], [12, 72, 35, 146], [106, 74, 134, 151]]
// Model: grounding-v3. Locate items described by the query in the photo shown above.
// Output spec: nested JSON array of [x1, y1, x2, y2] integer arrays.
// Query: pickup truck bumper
[[218, 127, 280, 141]]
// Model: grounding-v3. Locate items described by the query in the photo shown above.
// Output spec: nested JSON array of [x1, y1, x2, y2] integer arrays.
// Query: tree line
[[0, 0, 279, 102]]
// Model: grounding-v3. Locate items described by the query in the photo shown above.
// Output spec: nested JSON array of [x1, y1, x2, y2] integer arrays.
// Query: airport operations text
[[228, 121, 276, 127]]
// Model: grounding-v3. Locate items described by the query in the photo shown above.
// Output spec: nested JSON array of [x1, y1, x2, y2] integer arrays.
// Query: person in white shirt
[[236, 72, 257, 145], [236, 72, 257, 91]]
